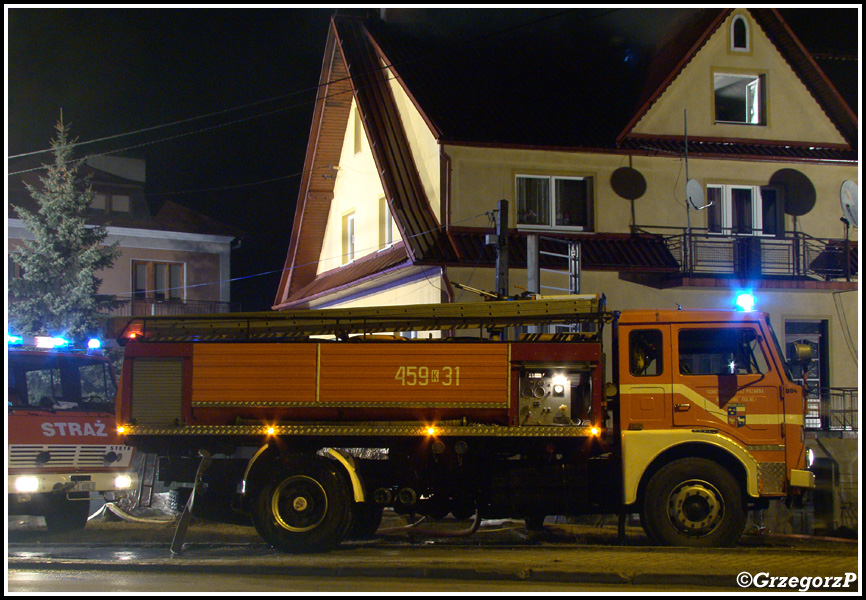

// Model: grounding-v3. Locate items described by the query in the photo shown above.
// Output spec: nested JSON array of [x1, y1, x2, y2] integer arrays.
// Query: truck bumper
[[789, 469, 815, 489], [8, 471, 138, 496]]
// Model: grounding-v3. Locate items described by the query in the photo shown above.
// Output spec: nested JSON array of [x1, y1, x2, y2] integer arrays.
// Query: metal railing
[[808, 387, 859, 434], [106, 298, 235, 317], [636, 226, 857, 281]]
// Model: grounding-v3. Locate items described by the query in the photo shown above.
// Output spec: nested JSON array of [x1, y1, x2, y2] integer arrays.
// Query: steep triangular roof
[[275, 15, 455, 309]]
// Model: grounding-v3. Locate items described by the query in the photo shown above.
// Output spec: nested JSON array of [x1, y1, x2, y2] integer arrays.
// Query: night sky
[[8, 7, 338, 311], [6, 8, 859, 311]]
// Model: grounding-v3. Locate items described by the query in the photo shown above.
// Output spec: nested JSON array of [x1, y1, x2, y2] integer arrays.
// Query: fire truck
[[110, 295, 814, 552], [8, 335, 137, 532]]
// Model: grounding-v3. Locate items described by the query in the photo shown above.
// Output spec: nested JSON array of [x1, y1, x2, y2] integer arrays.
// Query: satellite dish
[[611, 167, 646, 200], [686, 179, 712, 210], [840, 180, 858, 227], [771, 169, 816, 217]]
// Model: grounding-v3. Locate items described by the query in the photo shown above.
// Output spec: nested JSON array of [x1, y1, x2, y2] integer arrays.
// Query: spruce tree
[[9, 118, 121, 341]]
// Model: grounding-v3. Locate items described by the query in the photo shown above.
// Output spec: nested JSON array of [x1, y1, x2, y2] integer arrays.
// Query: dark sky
[[6, 8, 859, 311], [8, 8, 339, 311]]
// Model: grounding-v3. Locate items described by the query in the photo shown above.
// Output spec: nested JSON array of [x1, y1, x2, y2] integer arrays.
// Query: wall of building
[[632, 10, 846, 145], [445, 144, 858, 241], [318, 99, 394, 275]]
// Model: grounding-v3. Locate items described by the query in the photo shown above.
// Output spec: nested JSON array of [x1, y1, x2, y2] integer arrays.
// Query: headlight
[[114, 474, 133, 490], [806, 447, 814, 468], [15, 476, 40, 493]]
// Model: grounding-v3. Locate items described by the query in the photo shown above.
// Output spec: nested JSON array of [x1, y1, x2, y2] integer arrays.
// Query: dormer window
[[91, 192, 131, 213], [730, 14, 750, 52]]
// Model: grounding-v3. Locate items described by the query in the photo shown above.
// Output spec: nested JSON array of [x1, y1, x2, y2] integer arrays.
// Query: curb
[[6, 557, 739, 588]]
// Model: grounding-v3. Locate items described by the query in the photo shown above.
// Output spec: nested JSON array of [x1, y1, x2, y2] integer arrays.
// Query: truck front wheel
[[43, 495, 90, 533], [252, 457, 351, 553], [642, 458, 745, 547]]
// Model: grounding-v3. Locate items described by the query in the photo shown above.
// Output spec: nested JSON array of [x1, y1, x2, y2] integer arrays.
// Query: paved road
[[8, 513, 860, 593]]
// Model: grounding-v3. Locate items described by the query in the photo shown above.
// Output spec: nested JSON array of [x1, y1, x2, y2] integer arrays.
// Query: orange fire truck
[[8, 336, 137, 532], [110, 295, 814, 552]]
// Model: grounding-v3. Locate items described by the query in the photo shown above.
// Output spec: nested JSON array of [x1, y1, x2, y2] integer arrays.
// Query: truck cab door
[[619, 326, 673, 431], [673, 325, 783, 445]]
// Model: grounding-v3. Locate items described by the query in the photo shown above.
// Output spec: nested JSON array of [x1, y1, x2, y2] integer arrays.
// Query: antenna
[[840, 180, 858, 227], [683, 111, 713, 213]]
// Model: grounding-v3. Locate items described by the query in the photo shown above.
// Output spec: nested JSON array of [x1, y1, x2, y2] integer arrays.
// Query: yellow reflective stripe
[[620, 383, 803, 426]]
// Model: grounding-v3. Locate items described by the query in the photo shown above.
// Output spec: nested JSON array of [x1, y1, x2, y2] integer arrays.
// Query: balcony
[[107, 298, 236, 317], [634, 227, 857, 286], [806, 387, 858, 436]]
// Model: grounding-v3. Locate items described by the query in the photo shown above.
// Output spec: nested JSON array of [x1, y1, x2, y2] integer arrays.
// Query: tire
[[345, 502, 384, 540], [252, 456, 352, 553], [642, 458, 746, 547], [43, 496, 90, 533]]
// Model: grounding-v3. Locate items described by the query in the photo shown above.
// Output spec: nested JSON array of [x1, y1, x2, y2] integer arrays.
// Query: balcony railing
[[807, 387, 858, 434], [635, 226, 857, 282], [107, 298, 236, 317]]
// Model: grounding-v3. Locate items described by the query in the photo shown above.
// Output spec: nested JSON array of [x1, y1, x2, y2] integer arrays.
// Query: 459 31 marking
[[394, 365, 460, 386]]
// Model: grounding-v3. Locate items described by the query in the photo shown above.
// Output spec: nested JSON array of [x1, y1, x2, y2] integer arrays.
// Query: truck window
[[9, 354, 117, 413], [678, 328, 769, 376], [629, 329, 663, 376]]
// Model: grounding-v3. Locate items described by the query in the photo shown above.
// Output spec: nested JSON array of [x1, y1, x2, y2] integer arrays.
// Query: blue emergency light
[[735, 292, 756, 311]]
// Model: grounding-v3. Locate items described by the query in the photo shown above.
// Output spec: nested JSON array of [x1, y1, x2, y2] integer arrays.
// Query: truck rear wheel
[[642, 458, 745, 547], [252, 456, 351, 553], [43, 495, 90, 533]]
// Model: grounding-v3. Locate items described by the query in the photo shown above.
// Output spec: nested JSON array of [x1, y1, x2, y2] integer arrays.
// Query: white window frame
[[379, 196, 394, 250], [706, 184, 780, 237], [342, 212, 356, 264], [515, 174, 593, 232], [730, 14, 750, 53], [713, 72, 764, 125]]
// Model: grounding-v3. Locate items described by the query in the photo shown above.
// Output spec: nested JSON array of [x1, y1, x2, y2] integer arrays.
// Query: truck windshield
[[8, 352, 117, 413]]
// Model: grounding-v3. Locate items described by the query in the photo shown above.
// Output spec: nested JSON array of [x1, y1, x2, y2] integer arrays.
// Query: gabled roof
[[8, 157, 242, 239], [275, 9, 858, 309]]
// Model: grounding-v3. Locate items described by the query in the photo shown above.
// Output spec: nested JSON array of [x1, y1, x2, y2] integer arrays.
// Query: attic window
[[730, 15, 750, 52], [714, 73, 765, 125]]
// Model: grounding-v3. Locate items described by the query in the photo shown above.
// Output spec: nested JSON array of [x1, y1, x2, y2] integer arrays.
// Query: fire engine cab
[[7, 335, 137, 532]]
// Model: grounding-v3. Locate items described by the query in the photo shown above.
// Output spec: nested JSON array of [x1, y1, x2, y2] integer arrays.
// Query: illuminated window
[[90, 192, 131, 213], [342, 212, 356, 264], [516, 175, 593, 231], [132, 260, 184, 301]]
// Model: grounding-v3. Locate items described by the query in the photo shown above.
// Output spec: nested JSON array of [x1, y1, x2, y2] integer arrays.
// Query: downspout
[[440, 145, 455, 305]]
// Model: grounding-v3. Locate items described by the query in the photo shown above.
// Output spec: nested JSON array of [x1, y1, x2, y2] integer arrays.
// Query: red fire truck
[[110, 295, 814, 552], [8, 335, 137, 532]]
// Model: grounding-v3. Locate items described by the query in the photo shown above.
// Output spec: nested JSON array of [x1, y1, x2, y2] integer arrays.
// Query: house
[[275, 8, 858, 534], [276, 8, 856, 379], [8, 155, 241, 320]]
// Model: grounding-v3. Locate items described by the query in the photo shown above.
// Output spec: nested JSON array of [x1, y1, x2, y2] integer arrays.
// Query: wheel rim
[[271, 475, 328, 532], [666, 479, 724, 537]]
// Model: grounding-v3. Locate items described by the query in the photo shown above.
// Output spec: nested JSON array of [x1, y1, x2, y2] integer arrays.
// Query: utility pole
[[495, 199, 509, 299]]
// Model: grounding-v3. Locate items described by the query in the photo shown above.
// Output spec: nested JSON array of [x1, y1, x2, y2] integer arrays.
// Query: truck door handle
[[675, 403, 691, 412]]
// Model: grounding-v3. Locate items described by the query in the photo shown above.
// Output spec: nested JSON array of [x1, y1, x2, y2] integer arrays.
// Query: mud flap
[[170, 449, 213, 555]]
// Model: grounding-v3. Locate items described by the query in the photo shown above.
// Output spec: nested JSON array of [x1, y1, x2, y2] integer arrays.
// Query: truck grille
[[8, 444, 134, 469], [131, 358, 183, 426]]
